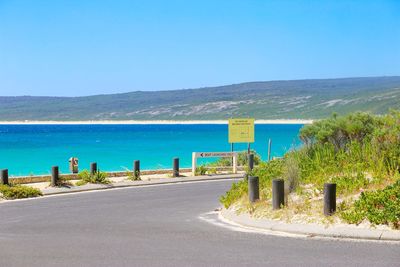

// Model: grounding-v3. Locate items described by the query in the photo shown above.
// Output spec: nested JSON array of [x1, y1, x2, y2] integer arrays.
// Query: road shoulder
[[220, 207, 400, 241]]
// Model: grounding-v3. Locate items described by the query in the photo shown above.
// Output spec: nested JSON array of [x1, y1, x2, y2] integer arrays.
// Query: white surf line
[[0, 178, 242, 206], [0, 119, 313, 125], [198, 210, 400, 245]]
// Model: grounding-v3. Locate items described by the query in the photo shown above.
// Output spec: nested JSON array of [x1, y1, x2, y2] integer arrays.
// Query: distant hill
[[1, 76, 400, 121]]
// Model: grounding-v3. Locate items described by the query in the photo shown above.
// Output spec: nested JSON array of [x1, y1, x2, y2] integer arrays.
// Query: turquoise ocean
[[0, 124, 304, 176]]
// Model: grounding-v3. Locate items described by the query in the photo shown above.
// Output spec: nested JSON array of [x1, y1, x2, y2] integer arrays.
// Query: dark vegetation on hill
[[1, 76, 400, 120]]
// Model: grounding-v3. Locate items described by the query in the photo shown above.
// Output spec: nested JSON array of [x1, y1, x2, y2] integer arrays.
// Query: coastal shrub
[[299, 111, 400, 181], [134, 170, 141, 180], [124, 168, 141, 181], [291, 142, 374, 195], [0, 184, 42, 199], [340, 179, 400, 228], [54, 175, 73, 187], [76, 170, 110, 186], [282, 152, 300, 193], [253, 160, 284, 199], [220, 110, 400, 224], [126, 171, 141, 181], [195, 165, 207, 176], [299, 112, 379, 150], [206, 167, 218, 175], [238, 150, 261, 166], [194, 165, 218, 176], [330, 173, 369, 196], [371, 110, 400, 174], [220, 179, 247, 208], [220, 159, 283, 208], [208, 150, 261, 167]]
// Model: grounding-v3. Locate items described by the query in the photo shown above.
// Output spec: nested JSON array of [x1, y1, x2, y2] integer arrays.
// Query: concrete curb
[[41, 174, 245, 196], [220, 208, 400, 241]]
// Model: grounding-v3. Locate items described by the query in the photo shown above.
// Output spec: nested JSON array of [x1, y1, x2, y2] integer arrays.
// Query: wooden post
[[192, 152, 197, 176], [90, 162, 97, 175], [231, 143, 234, 166], [272, 179, 285, 209], [172, 158, 179, 177], [134, 160, 140, 179], [0, 169, 9, 185], [324, 183, 337, 216], [248, 176, 259, 202], [51, 166, 59, 187], [268, 138, 272, 161]]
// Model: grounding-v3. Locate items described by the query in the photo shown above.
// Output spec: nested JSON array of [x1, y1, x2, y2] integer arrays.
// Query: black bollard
[[51, 166, 59, 187], [248, 153, 254, 171], [0, 169, 9, 185], [324, 183, 336, 216], [248, 176, 259, 203], [134, 160, 140, 179], [272, 179, 285, 210], [173, 158, 179, 177], [90, 162, 97, 175]]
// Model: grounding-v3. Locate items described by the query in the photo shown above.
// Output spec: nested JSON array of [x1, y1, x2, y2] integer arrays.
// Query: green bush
[[0, 185, 43, 199], [125, 169, 141, 181], [290, 142, 375, 195], [195, 165, 207, 176], [194, 165, 218, 176], [220, 159, 283, 208], [283, 152, 300, 193], [209, 150, 262, 167], [371, 110, 400, 174], [206, 167, 217, 175], [76, 170, 111, 186], [340, 179, 400, 228], [220, 110, 400, 221], [220, 179, 247, 208], [299, 112, 379, 150], [331, 173, 369, 196]]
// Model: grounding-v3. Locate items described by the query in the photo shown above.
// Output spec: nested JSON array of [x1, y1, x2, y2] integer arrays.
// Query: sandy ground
[[18, 170, 243, 191], [0, 119, 313, 125]]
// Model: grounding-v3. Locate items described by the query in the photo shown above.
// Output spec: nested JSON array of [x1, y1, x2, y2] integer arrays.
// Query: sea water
[[0, 124, 303, 176]]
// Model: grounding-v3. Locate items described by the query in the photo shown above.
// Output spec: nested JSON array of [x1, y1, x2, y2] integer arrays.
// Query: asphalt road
[[0, 180, 398, 267]]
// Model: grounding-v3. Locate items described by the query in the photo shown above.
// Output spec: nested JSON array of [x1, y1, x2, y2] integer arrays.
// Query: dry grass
[[230, 181, 393, 227]]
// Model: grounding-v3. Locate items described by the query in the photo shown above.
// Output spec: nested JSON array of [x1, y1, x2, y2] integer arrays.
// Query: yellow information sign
[[228, 118, 255, 143]]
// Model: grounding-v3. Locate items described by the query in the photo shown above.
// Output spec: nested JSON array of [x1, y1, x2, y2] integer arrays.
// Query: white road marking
[[198, 210, 303, 237]]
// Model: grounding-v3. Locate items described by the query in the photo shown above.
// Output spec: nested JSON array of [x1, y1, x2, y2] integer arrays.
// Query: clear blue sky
[[0, 0, 399, 96]]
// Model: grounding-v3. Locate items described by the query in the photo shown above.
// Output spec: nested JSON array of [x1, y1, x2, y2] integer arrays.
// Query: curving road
[[0, 180, 398, 267]]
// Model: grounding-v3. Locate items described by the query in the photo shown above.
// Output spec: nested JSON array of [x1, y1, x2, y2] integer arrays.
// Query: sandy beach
[[0, 119, 313, 125]]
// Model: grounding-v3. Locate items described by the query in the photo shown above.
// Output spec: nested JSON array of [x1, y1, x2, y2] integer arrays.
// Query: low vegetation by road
[[76, 170, 111, 186], [0, 184, 42, 200], [220, 110, 400, 229]]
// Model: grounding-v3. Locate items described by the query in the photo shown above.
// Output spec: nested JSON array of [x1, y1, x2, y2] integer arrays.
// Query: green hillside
[[1, 76, 400, 120]]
